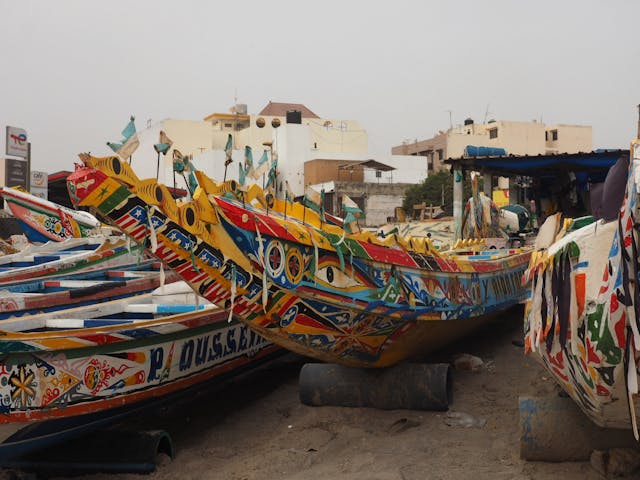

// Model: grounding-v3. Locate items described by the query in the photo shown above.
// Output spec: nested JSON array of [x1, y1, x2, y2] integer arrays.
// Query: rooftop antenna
[[446, 110, 453, 129], [483, 103, 492, 124]]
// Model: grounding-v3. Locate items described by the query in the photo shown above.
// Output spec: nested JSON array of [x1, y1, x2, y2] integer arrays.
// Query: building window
[[437, 149, 443, 161], [551, 130, 558, 141], [545, 131, 548, 141], [489, 128, 498, 139]]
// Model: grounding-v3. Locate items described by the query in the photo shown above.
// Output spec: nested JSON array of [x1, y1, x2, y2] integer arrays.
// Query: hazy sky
[[2, 0, 639, 174]]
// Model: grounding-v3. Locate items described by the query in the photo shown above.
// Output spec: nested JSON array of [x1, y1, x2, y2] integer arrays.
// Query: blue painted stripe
[[153, 304, 207, 314], [83, 319, 135, 328]]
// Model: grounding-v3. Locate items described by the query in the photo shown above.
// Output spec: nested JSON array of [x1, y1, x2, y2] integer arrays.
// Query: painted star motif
[[10, 365, 36, 407], [97, 186, 110, 199]]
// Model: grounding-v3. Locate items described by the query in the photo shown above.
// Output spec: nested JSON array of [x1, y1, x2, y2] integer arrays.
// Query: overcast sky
[[2, 0, 639, 174]]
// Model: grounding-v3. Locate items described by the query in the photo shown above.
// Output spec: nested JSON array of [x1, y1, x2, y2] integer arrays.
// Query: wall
[[364, 155, 428, 183], [545, 124, 592, 153], [391, 133, 449, 171], [307, 119, 368, 154], [491, 121, 546, 155], [135, 119, 213, 185], [334, 181, 412, 227], [446, 130, 492, 158], [205, 114, 369, 159], [365, 193, 406, 226], [305, 159, 364, 186], [392, 120, 592, 163], [277, 123, 311, 198]]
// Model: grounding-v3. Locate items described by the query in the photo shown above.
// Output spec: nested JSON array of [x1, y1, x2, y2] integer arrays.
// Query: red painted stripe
[[78, 333, 126, 345], [214, 197, 299, 242]]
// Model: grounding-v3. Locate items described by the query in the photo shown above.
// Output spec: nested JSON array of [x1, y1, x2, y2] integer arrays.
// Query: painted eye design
[[315, 264, 364, 289]]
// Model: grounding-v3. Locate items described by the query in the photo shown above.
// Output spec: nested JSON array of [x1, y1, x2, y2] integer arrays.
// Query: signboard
[[5, 126, 28, 158], [30, 170, 48, 199], [5, 158, 28, 190]]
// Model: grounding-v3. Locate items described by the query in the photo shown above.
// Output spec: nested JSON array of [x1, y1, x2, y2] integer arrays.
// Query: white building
[[129, 102, 426, 206]]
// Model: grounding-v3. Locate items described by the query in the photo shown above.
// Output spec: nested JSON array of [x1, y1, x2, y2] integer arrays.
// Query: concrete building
[[135, 102, 372, 192], [309, 180, 410, 226], [391, 119, 592, 172], [128, 101, 427, 227]]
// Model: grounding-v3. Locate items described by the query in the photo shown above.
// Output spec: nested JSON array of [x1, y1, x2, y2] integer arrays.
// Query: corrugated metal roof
[[444, 149, 628, 176]]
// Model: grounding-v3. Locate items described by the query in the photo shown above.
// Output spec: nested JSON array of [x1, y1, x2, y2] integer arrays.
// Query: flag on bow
[[154, 130, 173, 155], [107, 116, 139, 160], [342, 194, 362, 234], [224, 134, 233, 163], [239, 146, 254, 186], [265, 158, 278, 191], [285, 180, 295, 203], [251, 149, 270, 180], [305, 185, 325, 221]]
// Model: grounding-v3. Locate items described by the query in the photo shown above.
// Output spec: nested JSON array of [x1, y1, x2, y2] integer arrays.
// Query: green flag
[[251, 150, 270, 179]]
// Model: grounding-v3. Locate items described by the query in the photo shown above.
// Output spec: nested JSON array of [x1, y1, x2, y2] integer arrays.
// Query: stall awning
[[444, 149, 628, 177]]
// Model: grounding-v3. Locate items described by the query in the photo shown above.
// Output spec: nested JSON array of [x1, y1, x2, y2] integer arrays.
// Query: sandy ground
[[46, 306, 619, 479]]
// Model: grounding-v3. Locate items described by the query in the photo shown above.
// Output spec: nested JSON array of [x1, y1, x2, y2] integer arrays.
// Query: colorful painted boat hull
[[67, 156, 531, 368], [0, 236, 144, 285], [523, 141, 640, 431], [0, 261, 178, 319], [0, 294, 278, 456], [1, 187, 100, 243]]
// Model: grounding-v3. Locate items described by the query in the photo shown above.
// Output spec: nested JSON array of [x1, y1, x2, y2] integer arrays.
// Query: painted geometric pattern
[[0, 320, 273, 421], [68, 159, 530, 367], [524, 141, 640, 429]]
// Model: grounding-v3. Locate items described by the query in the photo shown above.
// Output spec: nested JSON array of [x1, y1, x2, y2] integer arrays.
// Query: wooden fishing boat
[[0, 235, 145, 285], [0, 259, 179, 319], [67, 154, 531, 369], [522, 140, 640, 433], [0, 236, 105, 265], [0, 187, 101, 243], [0, 286, 278, 458]]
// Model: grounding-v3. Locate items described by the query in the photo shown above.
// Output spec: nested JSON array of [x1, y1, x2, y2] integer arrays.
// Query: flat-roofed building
[[391, 119, 592, 172]]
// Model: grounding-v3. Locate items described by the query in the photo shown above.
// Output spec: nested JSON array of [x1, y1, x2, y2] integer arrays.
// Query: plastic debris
[[388, 418, 421, 434], [453, 354, 484, 372], [444, 411, 487, 428]]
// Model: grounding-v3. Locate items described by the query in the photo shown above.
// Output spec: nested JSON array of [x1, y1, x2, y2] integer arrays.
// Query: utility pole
[[26, 142, 31, 193]]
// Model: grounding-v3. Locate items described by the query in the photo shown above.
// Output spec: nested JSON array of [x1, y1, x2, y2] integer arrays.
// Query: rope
[[329, 230, 346, 272], [146, 206, 158, 253], [254, 218, 268, 311], [228, 264, 237, 323], [159, 262, 165, 294]]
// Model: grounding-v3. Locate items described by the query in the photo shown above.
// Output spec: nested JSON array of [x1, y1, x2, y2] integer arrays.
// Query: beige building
[[391, 119, 592, 172], [141, 102, 369, 162], [134, 102, 371, 190], [129, 101, 427, 226]]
